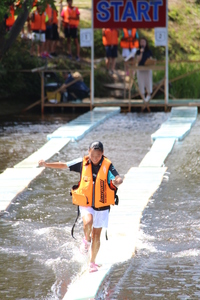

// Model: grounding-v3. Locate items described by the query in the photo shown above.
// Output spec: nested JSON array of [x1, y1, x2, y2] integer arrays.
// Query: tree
[[0, 0, 55, 60]]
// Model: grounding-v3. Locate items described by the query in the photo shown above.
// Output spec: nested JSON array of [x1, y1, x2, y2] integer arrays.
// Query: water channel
[[1, 111, 200, 299]]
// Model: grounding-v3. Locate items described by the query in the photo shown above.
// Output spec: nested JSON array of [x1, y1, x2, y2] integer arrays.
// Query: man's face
[[89, 149, 103, 166]]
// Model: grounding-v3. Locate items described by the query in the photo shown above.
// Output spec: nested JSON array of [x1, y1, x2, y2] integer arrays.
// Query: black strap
[[71, 206, 80, 240], [115, 194, 119, 205], [105, 229, 108, 240]]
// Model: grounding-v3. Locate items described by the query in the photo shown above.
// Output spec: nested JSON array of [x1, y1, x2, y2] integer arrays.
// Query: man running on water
[[38, 141, 123, 273]]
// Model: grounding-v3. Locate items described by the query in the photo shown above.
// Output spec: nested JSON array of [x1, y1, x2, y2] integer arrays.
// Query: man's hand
[[38, 160, 46, 167], [112, 175, 123, 187]]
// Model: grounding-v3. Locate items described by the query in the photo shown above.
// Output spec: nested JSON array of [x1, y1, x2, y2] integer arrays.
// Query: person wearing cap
[[38, 141, 123, 273]]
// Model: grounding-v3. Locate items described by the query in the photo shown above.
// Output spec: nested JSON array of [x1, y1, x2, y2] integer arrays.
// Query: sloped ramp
[[47, 107, 120, 140], [0, 168, 44, 212], [14, 138, 71, 168], [151, 106, 197, 142], [139, 138, 175, 167]]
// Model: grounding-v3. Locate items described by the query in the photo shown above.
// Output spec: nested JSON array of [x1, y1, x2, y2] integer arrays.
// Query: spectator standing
[[50, 8, 59, 56], [5, 5, 15, 32], [44, 3, 53, 58], [136, 37, 153, 104], [120, 28, 139, 61], [61, 0, 80, 61], [102, 28, 119, 75], [30, 3, 49, 57]]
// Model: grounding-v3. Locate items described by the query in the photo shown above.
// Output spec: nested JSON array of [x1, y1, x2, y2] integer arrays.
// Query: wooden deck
[[42, 98, 200, 113]]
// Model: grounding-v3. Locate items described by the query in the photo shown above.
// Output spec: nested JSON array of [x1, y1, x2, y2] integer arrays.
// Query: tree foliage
[[0, 0, 55, 60]]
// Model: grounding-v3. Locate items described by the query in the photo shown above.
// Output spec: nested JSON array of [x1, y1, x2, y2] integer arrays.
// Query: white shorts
[[79, 206, 109, 228], [122, 48, 137, 59], [32, 32, 46, 43]]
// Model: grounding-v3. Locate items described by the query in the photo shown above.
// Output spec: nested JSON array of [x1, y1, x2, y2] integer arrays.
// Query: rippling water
[[1, 111, 200, 300]]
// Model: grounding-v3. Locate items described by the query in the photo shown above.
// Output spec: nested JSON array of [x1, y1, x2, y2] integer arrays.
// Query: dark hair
[[89, 141, 104, 152], [140, 37, 150, 51]]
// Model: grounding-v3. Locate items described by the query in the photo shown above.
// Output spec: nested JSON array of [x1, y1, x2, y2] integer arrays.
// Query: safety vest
[[45, 4, 52, 22], [31, 11, 47, 31], [6, 6, 15, 27], [120, 28, 139, 49], [102, 29, 118, 46], [62, 6, 79, 27], [71, 156, 115, 208], [52, 10, 58, 24]]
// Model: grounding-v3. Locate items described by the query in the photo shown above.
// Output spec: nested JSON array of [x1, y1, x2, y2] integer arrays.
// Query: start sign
[[93, 0, 166, 29]]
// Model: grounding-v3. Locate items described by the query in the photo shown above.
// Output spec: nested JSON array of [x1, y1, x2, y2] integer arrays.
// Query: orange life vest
[[6, 6, 15, 27], [45, 4, 52, 21], [52, 9, 58, 24], [62, 6, 79, 27], [120, 28, 139, 49], [102, 29, 118, 46], [31, 11, 47, 31], [71, 156, 115, 208]]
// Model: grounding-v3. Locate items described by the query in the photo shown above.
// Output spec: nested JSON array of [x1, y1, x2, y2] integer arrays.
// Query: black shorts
[[105, 45, 118, 58], [52, 23, 59, 40], [46, 26, 52, 40], [64, 27, 78, 39]]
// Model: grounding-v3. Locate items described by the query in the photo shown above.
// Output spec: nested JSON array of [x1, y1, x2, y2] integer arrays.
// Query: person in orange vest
[[50, 8, 59, 56], [38, 141, 123, 273], [45, 5, 59, 57], [43, 3, 57, 58], [4, 5, 15, 31], [102, 28, 119, 75], [120, 28, 139, 76], [30, 3, 49, 57], [61, 0, 80, 61], [120, 28, 139, 61]]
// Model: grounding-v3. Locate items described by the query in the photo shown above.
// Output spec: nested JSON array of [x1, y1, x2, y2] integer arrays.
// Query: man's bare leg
[[82, 213, 93, 242], [90, 227, 102, 263]]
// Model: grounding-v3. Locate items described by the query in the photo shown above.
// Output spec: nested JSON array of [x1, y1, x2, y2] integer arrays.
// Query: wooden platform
[[42, 98, 200, 111]]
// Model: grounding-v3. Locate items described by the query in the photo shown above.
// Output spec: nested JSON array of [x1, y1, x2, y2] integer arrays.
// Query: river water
[[1, 111, 200, 300]]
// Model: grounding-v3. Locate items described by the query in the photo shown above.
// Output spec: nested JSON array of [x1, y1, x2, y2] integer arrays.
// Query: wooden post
[[124, 62, 126, 99], [41, 71, 45, 115], [164, 65, 167, 110], [90, 71, 92, 110], [128, 68, 132, 112]]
